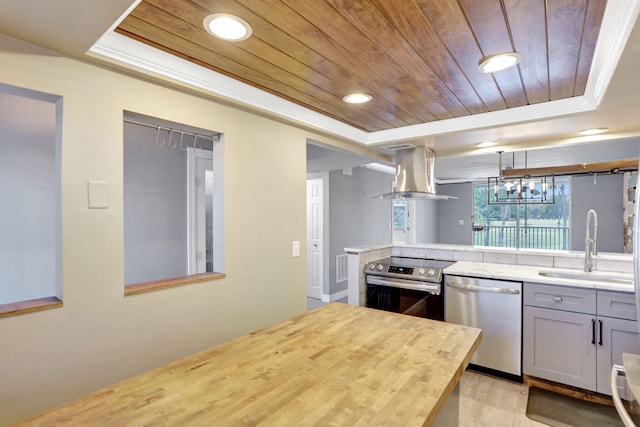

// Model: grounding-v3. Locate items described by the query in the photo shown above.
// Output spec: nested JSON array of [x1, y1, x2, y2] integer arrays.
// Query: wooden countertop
[[16, 303, 482, 426]]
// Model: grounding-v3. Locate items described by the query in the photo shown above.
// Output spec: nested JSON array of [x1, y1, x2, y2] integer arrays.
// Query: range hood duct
[[376, 146, 456, 200]]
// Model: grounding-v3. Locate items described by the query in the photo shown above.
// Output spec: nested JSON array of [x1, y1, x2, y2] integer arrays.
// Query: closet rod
[[123, 119, 219, 142]]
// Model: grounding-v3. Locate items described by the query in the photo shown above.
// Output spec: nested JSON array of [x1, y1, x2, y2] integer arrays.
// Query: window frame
[[472, 177, 571, 251], [122, 113, 225, 296]]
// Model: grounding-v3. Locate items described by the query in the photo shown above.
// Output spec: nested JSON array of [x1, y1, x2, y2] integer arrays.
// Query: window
[[472, 178, 571, 250], [123, 112, 225, 295], [0, 84, 62, 315], [393, 199, 408, 243]]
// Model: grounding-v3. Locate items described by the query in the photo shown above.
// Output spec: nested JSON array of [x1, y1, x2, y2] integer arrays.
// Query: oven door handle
[[446, 282, 520, 295], [366, 276, 439, 293]]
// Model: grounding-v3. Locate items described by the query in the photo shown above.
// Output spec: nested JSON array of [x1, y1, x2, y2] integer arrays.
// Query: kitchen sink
[[538, 270, 633, 285]]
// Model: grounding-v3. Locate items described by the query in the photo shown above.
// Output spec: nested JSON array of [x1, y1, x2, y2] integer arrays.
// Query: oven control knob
[[427, 269, 436, 277], [369, 263, 377, 271], [418, 269, 426, 276], [376, 264, 384, 271]]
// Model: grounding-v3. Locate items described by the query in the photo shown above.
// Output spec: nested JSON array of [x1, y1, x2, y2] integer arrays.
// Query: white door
[[306, 178, 323, 299], [187, 147, 213, 274]]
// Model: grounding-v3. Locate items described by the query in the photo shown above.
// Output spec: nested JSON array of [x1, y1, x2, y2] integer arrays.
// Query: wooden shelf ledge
[[124, 272, 226, 296], [0, 296, 63, 319]]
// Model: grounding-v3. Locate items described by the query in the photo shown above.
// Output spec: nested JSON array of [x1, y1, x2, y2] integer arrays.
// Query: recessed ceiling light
[[577, 127, 608, 136], [476, 141, 497, 148], [203, 14, 252, 41], [479, 52, 522, 73], [343, 93, 372, 104]]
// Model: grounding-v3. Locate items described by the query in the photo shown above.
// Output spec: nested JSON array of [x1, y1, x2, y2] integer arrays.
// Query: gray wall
[[349, 170, 626, 252], [414, 199, 438, 243], [571, 174, 624, 253], [328, 167, 393, 294], [435, 182, 474, 245], [0, 91, 57, 304], [123, 123, 190, 284]]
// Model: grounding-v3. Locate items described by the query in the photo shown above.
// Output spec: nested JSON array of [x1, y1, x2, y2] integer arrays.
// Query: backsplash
[[345, 243, 633, 306], [389, 244, 633, 274]]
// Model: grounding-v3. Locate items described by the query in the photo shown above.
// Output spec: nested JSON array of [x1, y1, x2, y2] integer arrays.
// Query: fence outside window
[[473, 224, 569, 250]]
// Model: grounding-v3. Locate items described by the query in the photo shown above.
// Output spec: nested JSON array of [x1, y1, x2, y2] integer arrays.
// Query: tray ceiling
[[115, 0, 607, 133]]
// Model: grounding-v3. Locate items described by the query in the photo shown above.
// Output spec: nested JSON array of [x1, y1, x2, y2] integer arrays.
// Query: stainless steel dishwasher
[[445, 275, 522, 377]]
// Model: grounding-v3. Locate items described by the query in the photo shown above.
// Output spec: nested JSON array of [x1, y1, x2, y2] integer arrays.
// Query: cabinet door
[[597, 316, 640, 398], [523, 306, 597, 391]]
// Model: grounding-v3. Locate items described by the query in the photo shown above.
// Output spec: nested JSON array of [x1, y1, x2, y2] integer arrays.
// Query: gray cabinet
[[523, 283, 640, 397], [523, 305, 597, 389], [598, 316, 640, 398]]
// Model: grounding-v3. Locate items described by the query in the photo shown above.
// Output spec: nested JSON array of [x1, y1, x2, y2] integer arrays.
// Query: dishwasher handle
[[446, 281, 520, 295]]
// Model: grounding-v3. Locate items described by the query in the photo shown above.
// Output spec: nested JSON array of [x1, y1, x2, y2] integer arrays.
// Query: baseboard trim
[[321, 289, 348, 303], [523, 375, 615, 407]]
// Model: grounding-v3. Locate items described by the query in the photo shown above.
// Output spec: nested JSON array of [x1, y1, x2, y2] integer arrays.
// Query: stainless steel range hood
[[376, 146, 457, 200]]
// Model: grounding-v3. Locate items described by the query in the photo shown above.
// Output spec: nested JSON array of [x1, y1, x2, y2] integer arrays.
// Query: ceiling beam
[[501, 158, 638, 177]]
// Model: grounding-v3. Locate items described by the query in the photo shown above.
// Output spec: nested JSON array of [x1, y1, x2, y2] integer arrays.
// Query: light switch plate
[[88, 180, 108, 209], [292, 241, 300, 257]]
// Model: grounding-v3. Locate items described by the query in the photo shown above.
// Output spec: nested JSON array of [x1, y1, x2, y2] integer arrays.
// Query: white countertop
[[344, 244, 392, 253], [444, 261, 634, 293]]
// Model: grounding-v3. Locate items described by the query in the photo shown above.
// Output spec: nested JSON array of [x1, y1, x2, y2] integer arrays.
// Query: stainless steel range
[[364, 257, 453, 320]]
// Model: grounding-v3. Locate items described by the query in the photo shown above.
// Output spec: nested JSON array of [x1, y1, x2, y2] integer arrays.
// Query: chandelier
[[488, 175, 555, 204], [488, 151, 555, 205]]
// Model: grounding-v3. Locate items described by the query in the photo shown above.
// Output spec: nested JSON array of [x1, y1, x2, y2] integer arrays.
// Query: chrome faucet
[[584, 209, 598, 272]]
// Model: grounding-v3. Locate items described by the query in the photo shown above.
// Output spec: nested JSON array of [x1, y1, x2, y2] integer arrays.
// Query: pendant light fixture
[[487, 151, 555, 205]]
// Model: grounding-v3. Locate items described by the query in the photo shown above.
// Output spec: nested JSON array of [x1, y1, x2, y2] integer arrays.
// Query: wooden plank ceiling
[[116, 0, 607, 133]]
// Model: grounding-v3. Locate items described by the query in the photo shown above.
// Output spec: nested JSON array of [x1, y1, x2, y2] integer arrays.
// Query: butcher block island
[[17, 303, 481, 426]]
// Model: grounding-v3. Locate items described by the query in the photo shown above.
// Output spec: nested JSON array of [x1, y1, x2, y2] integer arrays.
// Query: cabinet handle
[[553, 296, 563, 302], [592, 319, 596, 344], [599, 319, 603, 346]]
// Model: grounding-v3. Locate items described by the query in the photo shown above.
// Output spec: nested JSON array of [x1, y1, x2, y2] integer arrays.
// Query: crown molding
[[88, 1, 639, 147], [88, 32, 369, 144]]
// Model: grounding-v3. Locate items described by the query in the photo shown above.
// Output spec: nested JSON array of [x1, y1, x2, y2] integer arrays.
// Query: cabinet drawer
[[524, 282, 596, 314], [597, 291, 637, 320]]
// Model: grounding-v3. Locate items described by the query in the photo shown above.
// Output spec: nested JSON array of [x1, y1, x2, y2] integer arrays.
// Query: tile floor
[[460, 370, 546, 427], [306, 297, 328, 311], [306, 298, 546, 426]]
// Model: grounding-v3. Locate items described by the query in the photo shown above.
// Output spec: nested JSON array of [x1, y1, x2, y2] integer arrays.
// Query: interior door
[[306, 178, 322, 299]]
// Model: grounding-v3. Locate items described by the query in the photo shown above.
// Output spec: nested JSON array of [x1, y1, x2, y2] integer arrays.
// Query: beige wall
[[0, 34, 347, 425]]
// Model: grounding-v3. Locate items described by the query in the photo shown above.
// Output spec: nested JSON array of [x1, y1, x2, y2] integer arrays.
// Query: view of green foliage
[[393, 201, 406, 231]]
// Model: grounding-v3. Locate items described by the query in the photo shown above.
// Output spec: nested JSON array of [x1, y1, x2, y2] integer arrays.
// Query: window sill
[[0, 296, 63, 319], [124, 272, 226, 296]]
